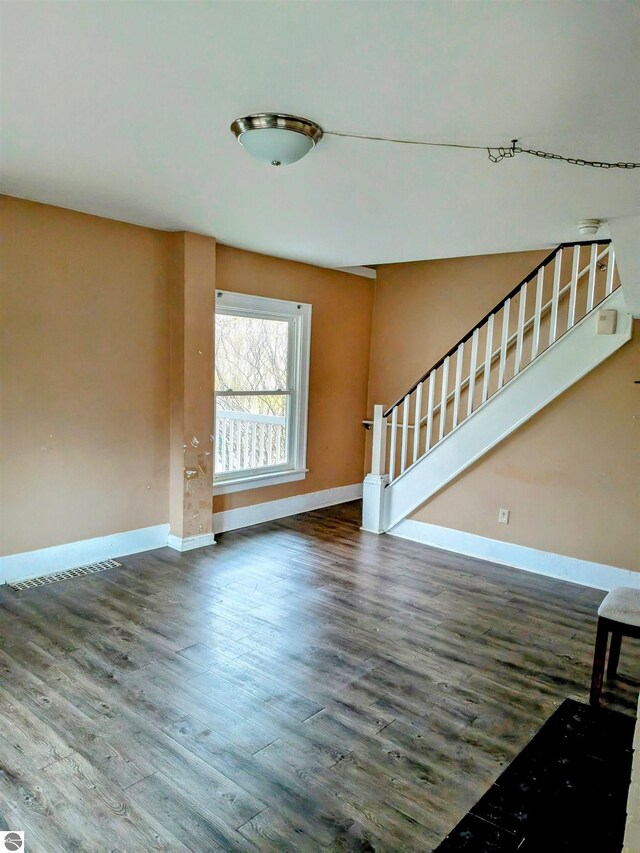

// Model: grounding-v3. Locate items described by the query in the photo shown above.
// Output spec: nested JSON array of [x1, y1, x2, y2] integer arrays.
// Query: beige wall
[[213, 245, 375, 513], [367, 250, 639, 572], [1, 197, 171, 555], [168, 231, 216, 541], [3, 194, 634, 571], [0, 197, 374, 555], [410, 326, 639, 570], [368, 249, 548, 411]]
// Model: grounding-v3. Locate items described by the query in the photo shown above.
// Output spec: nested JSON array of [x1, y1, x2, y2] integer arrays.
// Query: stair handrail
[[382, 238, 611, 418]]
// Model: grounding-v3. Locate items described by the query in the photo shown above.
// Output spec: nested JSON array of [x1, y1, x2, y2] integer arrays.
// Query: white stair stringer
[[610, 218, 640, 318], [383, 288, 632, 532]]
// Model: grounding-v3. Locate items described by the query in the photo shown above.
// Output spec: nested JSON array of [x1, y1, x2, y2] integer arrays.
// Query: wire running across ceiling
[[324, 131, 640, 169]]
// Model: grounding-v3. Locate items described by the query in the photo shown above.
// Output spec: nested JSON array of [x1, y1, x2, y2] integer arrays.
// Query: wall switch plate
[[498, 508, 510, 524], [596, 309, 617, 335]]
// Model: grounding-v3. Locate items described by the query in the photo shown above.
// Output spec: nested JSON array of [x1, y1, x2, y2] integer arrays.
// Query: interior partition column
[[168, 231, 216, 550]]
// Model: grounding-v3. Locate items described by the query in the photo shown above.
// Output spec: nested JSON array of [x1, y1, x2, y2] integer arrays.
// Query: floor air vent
[[8, 559, 122, 591]]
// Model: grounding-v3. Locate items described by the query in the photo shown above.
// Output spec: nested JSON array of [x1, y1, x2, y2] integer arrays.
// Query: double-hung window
[[213, 291, 311, 494]]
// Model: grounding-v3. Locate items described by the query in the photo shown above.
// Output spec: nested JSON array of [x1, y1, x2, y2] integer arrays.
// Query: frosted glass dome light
[[230, 113, 323, 166]]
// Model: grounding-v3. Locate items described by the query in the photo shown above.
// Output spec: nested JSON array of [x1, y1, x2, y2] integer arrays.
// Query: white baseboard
[[390, 519, 640, 592], [213, 483, 363, 534], [1, 523, 170, 585], [167, 532, 216, 552], [1, 483, 362, 584]]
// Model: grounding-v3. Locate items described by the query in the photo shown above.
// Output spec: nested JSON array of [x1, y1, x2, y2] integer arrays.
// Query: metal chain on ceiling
[[325, 131, 640, 169]]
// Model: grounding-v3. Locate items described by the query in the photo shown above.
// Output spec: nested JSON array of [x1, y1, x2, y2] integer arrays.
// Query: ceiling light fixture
[[230, 113, 323, 166]]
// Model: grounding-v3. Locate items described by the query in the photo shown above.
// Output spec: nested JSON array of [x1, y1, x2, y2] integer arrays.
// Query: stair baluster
[[425, 371, 435, 452], [497, 298, 511, 390], [439, 356, 450, 441], [549, 248, 563, 345], [531, 267, 545, 359], [481, 314, 494, 403], [400, 395, 410, 475], [452, 342, 464, 428], [412, 382, 423, 463]]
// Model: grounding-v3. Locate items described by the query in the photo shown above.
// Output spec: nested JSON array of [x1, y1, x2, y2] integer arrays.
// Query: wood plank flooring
[[1, 501, 638, 852]]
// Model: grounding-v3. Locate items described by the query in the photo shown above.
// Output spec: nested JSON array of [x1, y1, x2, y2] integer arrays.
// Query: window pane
[[215, 394, 288, 474], [215, 313, 289, 392]]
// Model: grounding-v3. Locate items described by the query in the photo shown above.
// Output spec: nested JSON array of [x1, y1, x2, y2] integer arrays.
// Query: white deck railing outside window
[[215, 410, 287, 474]]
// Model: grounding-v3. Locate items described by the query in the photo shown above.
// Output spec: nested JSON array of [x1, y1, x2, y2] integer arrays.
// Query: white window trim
[[213, 290, 312, 493], [213, 468, 309, 495]]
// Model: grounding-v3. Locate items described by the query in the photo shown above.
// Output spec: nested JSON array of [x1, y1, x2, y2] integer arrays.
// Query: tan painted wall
[[168, 231, 216, 541], [0, 196, 171, 555], [0, 197, 374, 554], [367, 249, 548, 411], [213, 245, 375, 513], [5, 194, 633, 569], [367, 250, 639, 572], [410, 325, 640, 570]]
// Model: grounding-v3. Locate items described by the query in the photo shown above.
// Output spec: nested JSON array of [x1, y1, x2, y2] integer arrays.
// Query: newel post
[[362, 404, 389, 534]]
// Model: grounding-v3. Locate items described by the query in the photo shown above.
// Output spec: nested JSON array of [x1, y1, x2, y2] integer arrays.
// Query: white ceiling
[[2, 1, 638, 268]]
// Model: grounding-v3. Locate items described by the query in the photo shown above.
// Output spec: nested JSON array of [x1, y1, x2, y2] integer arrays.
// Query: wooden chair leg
[[590, 617, 609, 706], [607, 630, 622, 679]]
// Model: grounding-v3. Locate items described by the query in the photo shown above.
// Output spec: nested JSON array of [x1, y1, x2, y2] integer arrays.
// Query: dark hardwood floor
[[1, 501, 638, 852]]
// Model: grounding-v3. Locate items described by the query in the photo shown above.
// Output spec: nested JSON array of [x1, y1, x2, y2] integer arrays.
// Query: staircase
[[362, 240, 633, 534]]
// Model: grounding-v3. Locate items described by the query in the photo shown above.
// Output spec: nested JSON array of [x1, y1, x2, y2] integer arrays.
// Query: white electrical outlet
[[498, 508, 510, 524]]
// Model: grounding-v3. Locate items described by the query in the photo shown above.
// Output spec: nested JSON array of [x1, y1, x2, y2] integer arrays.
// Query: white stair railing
[[369, 240, 618, 487]]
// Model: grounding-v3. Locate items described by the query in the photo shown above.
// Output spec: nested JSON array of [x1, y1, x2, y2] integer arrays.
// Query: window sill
[[213, 468, 308, 495]]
